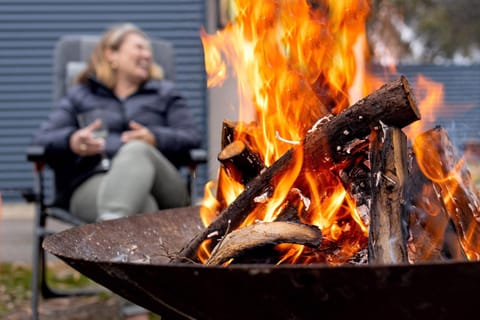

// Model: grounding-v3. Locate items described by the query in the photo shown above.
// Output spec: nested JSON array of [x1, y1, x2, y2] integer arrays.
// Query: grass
[[0, 262, 32, 314], [0, 261, 100, 315], [0, 261, 161, 319]]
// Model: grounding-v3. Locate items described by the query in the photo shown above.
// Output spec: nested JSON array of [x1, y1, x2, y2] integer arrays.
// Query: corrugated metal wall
[[400, 65, 480, 146], [0, 0, 207, 202]]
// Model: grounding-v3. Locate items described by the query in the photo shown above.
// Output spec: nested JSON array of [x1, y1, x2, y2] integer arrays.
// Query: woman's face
[[110, 33, 152, 85]]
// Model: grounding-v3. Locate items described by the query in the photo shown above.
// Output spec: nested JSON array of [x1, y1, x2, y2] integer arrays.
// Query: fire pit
[[44, 205, 480, 320], [44, 1, 480, 318]]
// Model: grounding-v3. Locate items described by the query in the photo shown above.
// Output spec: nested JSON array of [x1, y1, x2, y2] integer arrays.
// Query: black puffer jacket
[[32, 77, 202, 208]]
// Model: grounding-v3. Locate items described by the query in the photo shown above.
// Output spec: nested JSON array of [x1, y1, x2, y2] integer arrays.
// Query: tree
[[368, 0, 480, 64]]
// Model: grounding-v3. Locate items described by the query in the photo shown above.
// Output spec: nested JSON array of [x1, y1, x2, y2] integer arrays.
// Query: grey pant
[[70, 140, 190, 222]]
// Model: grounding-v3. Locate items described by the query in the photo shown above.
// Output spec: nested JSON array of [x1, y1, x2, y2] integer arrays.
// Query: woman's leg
[[97, 140, 189, 220], [70, 174, 105, 223], [70, 173, 158, 222]]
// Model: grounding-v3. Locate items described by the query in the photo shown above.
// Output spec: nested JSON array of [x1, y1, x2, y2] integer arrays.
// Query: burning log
[[218, 140, 265, 185], [338, 143, 371, 209], [274, 189, 310, 223], [215, 119, 246, 209], [172, 76, 420, 264], [221, 119, 237, 149], [413, 126, 480, 260], [368, 126, 409, 264], [303, 75, 419, 166], [405, 149, 466, 262], [216, 120, 262, 207], [206, 221, 322, 265], [220, 118, 258, 150]]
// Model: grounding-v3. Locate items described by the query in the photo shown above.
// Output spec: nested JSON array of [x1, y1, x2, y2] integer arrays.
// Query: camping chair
[[25, 34, 207, 319]]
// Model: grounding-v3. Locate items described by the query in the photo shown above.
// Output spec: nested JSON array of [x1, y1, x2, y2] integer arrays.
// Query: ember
[[174, 0, 480, 266]]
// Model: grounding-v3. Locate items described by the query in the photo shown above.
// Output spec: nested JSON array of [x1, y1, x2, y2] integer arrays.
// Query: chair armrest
[[189, 148, 208, 164], [26, 145, 207, 165], [26, 145, 46, 162]]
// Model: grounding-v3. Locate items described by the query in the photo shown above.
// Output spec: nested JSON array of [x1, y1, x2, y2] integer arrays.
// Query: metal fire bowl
[[44, 205, 480, 320]]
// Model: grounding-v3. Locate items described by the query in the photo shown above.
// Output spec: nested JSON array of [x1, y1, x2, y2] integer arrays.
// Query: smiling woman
[[77, 23, 164, 97], [32, 23, 202, 223]]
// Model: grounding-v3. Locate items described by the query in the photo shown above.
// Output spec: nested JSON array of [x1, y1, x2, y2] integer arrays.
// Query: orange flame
[[200, 0, 371, 264], [406, 75, 444, 140], [200, 0, 479, 264], [202, 0, 371, 162], [413, 128, 480, 260]]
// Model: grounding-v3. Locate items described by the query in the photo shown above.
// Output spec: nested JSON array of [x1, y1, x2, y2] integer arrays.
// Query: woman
[[32, 23, 202, 222]]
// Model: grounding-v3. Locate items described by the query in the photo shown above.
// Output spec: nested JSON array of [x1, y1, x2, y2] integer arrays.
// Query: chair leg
[[38, 241, 61, 299], [30, 208, 43, 320], [31, 203, 56, 318], [188, 165, 198, 205]]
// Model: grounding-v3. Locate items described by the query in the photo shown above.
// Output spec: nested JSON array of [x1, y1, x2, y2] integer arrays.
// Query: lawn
[[0, 261, 102, 315], [0, 261, 161, 319]]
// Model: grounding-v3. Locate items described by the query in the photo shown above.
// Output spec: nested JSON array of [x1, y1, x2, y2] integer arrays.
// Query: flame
[[202, 0, 371, 162], [413, 129, 480, 260], [200, 0, 371, 264], [200, 0, 478, 265], [406, 75, 444, 140]]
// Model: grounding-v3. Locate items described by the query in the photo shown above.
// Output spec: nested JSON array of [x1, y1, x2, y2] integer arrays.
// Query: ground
[[0, 261, 123, 319]]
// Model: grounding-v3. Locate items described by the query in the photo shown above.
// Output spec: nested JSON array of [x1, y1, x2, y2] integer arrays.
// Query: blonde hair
[[77, 23, 164, 88]]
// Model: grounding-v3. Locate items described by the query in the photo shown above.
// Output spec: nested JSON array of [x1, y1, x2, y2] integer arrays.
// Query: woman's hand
[[121, 121, 157, 146], [70, 119, 106, 156]]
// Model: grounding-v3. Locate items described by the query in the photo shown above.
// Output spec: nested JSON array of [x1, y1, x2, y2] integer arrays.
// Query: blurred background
[[0, 0, 479, 204], [0, 0, 211, 204]]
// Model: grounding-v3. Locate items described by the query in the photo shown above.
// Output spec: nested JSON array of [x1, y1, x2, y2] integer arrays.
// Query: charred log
[[221, 119, 258, 149], [368, 126, 409, 264], [221, 119, 237, 149], [173, 76, 420, 264], [413, 126, 480, 260], [303, 75, 419, 166], [218, 140, 265, 185], [405, 149, 466, 262], [338, 140, 371, 208]]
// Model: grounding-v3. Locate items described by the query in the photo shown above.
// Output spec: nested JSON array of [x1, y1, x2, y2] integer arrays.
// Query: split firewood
[[338, 139, 371, 208], [221, 119, 237, 149], [405, 148, 466, 262], [205, 221, 322, 265], [220, 118, 258, 149], [442, 222, 468, 260], [172, 76, 420, 264], [413, 126, 480, 260], [274, 189, 309, 223], [214, 119, 241, 210], [274, 204, 302, 222], [368, 126, 409, 264], [218, 140, 265, 185], [216, 119, 261, 207]]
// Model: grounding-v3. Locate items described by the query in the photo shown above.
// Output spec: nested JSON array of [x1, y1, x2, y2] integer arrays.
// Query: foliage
[[368, 0, 480, 63]]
